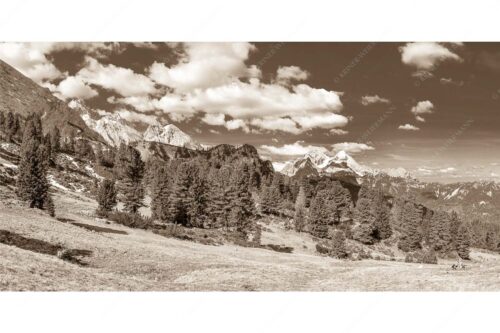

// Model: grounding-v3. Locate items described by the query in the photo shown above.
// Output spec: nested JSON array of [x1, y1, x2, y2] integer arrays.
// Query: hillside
[[0, 60, 104, 143], [2, 185, 500, 291]]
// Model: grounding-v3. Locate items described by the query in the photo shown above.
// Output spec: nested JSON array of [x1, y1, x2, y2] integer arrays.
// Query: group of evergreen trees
[[149, 158, 257, 236], [14, 113, 54, 215], [0, 111, 22, 142]]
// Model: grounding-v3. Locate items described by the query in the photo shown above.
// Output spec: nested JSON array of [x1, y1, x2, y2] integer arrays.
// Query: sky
[[0, 42, 499, 183]]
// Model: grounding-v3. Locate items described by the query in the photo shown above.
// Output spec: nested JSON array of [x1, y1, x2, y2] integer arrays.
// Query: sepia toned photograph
[[1, 41, 500, 292]]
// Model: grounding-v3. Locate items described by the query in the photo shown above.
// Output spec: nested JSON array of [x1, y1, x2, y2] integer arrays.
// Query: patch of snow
[[48, 175, 69, 191]]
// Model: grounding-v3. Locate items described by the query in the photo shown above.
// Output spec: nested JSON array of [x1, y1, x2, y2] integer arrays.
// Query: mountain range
[[1, 57, 499, 224]]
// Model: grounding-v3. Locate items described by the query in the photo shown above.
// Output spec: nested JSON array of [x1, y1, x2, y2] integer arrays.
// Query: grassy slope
[[1, 187, 500, 291]]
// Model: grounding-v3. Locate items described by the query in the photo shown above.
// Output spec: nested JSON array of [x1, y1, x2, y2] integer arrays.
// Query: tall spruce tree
[[49, 126, 61, 154], [122, 146, 145, 214], [293, 186, 307, 232], [308, 189, 331, 238], [169, 162, 192, 226], [352, 197, 376, 244], [96, 179, 117, 216], [16, 113, 49, 209], [150, 163, 172, 222], [428, 211, 452, 253], [188, 166, 210, 228], [227, 164, 255, 235], [456, 223, 471, 260], [373, 190, 392, 240], [397, 202, 422, 252]]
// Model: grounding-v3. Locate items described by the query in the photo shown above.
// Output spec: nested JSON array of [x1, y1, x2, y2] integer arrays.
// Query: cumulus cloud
[[148, 42, 258, 92], [56, 76, 98, 100], [399, 42, 462, 71], [398, 124, 420, 131], [329, 128, 348, 136], [411, 100, 434, 115], [360, 94, 390, 106], [77, 57, 157, 97], [276, 65, 310, 84], [115, 109, 159, 126], [113, 78, 347, 133], [260, 141, 328, 156], [411, 100, 434, 122], [440, 77, 464, 86], [0, 42, 63, 83], [331, 142, 374, 154]]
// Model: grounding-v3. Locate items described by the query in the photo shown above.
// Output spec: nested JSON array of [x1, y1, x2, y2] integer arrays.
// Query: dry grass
[[1, 186, 500, 291]]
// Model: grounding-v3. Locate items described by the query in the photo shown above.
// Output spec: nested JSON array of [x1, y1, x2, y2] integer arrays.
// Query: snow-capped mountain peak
[[71, 100, 201, 149], [143, 123, 201, 149]]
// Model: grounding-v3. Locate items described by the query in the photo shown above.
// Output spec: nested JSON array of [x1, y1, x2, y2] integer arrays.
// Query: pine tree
[[45, 194, 55, 217], [449, 211, 461, 248], [308, 189, 331, 238], [16, 113, 49, 209], [456, 223, 471, 260], [227, 164, 255, 235], [150, 163, 171, 222], [169, 162, 192, 226], [398, 202, 422, 252], [4, 111, 15, 142], [330, 229, 348, 259], [293, 186, 307, 232], [373, 190, 392, 240], [188, 167, 210, 228], [352, 197, 376, 244], [50, 126, 61, 153], [96, 179, 117, 217], [122, 146, 145, 214], [428, 211, 452, 253]]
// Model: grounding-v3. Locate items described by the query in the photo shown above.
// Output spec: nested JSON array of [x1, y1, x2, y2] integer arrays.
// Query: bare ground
[[1, 187, 500, 291]]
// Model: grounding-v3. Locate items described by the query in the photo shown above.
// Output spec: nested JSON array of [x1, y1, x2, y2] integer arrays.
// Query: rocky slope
[[0, 60, 103, 143]]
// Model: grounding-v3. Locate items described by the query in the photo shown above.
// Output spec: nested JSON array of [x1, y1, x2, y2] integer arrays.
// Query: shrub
[[107, 211, 153, 229], [316, 242, 331, 255], [263, 244, 293, 253], [405, 249, 438, 264]]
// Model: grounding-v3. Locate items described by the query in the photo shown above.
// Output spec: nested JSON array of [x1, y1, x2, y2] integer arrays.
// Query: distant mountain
[[70, 100, 201, 149], [278, 150, 412, 180], [143, 123, 201, 150], [78, 108, 142, 147], [0, 60, 103, 143]]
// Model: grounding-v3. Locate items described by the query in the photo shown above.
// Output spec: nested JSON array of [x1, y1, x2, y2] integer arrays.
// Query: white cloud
[[398, 124, 420, 131], [56, 76, 98, 100], [411, 100, 434, 115], [202, 113, 226, 126], [115, 109, 159, 126], [250, 117, 301, 134], [148, 42, 257, 92], [439, 167, 457, 173], [276, 65, 309, 84], [115, 78, 346, 133], [399, 42, 462, 71], [440, 77, 464, 86], [411, 100, 434, 122], [225, 119, 249, 132], [360, 94, 390, 106], [260, 141, 328, 156], [331, 142, 374, 154], [77, 57, 156, 97], [329, 128, 349, 135], [0, 42, 63, 83]]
